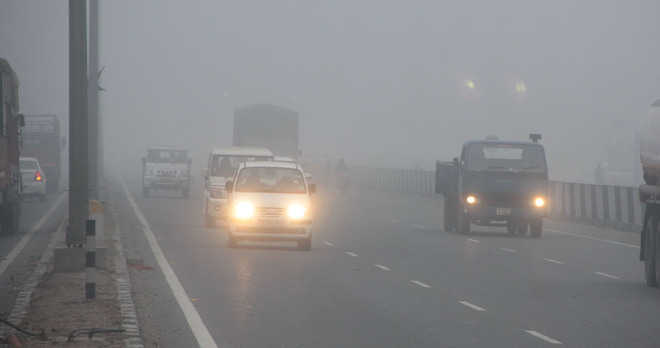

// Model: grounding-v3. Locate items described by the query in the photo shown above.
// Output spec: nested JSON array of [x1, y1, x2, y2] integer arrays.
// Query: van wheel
[[645, 215, 659, 287], [298, 237, 311, 251], [227, 234, 237, 248], [530, 220, 543, 238]]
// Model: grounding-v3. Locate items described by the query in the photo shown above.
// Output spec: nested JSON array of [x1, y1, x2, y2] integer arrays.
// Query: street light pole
[[88, 0, 99, 201], [68, 0, 88, 245]]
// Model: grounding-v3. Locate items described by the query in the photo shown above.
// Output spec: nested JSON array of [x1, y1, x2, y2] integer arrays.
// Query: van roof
[[211, 147, 274, 156], [464, 140, 544, 148], [240, 161, 300, 170]]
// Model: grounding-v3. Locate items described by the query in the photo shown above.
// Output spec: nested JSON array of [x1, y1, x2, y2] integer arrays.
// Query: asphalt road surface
[[112, 168, 660, 348], [0, 192, 67, 319]]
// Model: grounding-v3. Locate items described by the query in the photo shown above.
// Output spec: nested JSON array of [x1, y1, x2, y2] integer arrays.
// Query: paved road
[[0, 192, 67, 318], [113, 168, 660, 348]]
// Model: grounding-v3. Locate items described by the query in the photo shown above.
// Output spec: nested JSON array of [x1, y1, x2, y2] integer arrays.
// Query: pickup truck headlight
[[287, 204, 307, 220], [533, 197, 546, 208], [234, 201, 255, 220]]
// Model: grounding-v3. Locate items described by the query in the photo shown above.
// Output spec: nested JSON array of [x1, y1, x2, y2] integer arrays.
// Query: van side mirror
[[225, 181, 234, 192], [309, 184, 317, 194]]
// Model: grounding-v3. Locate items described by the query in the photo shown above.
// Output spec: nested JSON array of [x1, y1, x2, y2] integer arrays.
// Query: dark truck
[[233, 104, 299, 159], [639, 99, 660, 287], [22, 114, 64, 193], [436, 135, 549, 237], [0, 58, 25, 234]]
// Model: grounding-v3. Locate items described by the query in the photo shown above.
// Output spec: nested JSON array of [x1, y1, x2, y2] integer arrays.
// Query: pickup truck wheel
[[645, 215, 658, 287], [530, 220, 543, 238], [457, 211, 470, 235]]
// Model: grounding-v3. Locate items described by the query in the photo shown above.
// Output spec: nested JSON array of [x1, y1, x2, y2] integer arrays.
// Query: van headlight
[[465, 195, 478, 205], [234, 201, 255, 220], [287, 204, 307, 220], [533, 197, 546, 208]]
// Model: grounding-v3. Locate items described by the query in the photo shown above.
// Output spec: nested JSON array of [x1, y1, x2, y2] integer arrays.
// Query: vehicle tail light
[[34, 171, 42, 182]]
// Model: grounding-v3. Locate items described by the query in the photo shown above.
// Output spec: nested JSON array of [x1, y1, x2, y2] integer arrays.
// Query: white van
[[225, 161, 315, 250], [202, 147, 273, 227]]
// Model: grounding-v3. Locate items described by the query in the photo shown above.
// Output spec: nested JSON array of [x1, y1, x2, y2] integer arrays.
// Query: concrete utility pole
[[88, 0, 99, 201], [68, 0, 88, 245]]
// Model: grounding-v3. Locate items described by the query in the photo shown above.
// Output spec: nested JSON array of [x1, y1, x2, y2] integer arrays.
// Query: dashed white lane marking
[[323, 240, 335, 247], [595, 271, 620, 280], [0, 193, 66, 278], [411, 224, 426, 230], [374, 264, 391, 271], [121, 179, 219, 348], [345, 251, 358, 257], [459, 300, 486, 312], [467, 238, 480, 243], [525, 330, 562, 345], [500, 247, 517, 253], [546, 229, 639, 249], [410, 280, 431, 288], [544, 258, 565, 265]]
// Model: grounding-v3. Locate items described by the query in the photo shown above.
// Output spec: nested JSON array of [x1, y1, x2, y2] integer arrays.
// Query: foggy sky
[[1, 0, 659, 182]]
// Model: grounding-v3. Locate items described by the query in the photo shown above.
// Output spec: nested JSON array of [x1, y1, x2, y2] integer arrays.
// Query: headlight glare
[[534, 197, 546, 208], [287, 204, 306, 219], [466, 195, 478, 205], [234, 201, 255, 219]]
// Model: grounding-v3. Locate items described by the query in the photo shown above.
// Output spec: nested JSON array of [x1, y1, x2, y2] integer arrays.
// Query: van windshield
[[210, 155, 271, 177], [236, 167, 306, 194], [466, 143, 547, 173]]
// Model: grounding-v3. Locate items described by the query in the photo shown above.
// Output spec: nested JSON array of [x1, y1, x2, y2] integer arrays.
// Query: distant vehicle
[[202, 147, 274, 227], [21, 114, 64, 193], [638, 99, 660, 287], [20, 157, 46, 201], [224, 161, 315, 250], [0, 58, 24, 234], [233, 104, 300, 159], [436, 134, 549, 237], [141, 147, 192, 198]]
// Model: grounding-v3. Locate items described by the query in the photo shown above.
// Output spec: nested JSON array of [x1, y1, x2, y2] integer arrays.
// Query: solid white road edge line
[[345, 251, 358, 257], [0, 193, 65, 277], [374, 264, 391, 271], [121, 179, 219, 348], [543, 258, 565, 265], [410, 280, 431, 288], [546, 229, 638, 249], [467, 238, 480, 243], [525, 330, 562, 345], [595, 271, 620, 280], [459, 300, 486, 312]]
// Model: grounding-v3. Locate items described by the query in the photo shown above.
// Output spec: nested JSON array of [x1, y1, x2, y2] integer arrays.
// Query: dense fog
[[1, 0, 659, 183]]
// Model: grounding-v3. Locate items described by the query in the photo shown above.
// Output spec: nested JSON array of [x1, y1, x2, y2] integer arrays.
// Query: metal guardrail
[[348, 167, 644, 233]]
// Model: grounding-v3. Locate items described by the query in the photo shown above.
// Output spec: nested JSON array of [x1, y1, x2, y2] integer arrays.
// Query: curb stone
[[111, 205, 145, 348]]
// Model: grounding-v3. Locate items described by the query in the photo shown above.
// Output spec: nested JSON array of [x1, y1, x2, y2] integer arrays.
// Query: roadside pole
[[68, 0, 89, 246], [88, 0, 99, 201]]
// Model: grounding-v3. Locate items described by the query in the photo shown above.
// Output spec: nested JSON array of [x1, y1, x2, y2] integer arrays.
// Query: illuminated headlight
[[234, 201, 255, 220], [287, 204, 306, 220], [533, 197, 546, 208], [465, 195, 478, 205]]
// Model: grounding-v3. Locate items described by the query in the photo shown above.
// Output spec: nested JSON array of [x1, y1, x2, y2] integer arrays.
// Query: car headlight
[[533, 197, 546, 208], [287, 204, 306, 220], [465, 195, 478, 205], [234, 201, 255, 220]]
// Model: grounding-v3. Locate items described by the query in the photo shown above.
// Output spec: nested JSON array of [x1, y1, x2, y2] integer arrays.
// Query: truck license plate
[[496, 208, 512, 216]]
